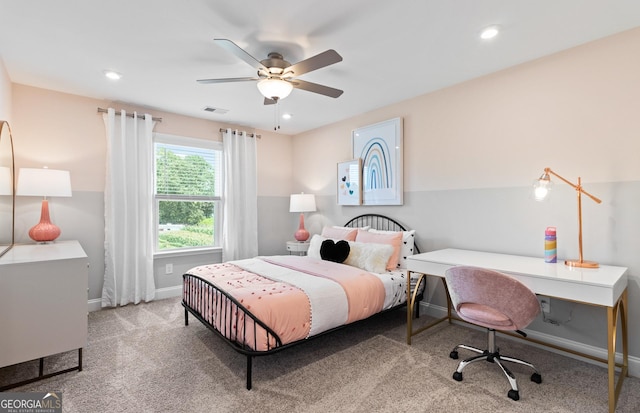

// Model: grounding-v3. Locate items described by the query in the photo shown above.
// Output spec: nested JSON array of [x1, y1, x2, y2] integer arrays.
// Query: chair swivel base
[[450, 342, 542, 401]]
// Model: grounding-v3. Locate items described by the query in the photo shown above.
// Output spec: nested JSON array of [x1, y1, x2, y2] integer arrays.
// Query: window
[[153, 134, 222, 252]]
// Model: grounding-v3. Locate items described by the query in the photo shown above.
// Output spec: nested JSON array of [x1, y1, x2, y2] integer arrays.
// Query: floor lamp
[[17, 167, 72, 243], [533, 167, 601, 268]]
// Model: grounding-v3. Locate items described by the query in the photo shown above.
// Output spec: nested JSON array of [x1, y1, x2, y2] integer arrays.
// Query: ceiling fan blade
[[284, 49, 342, 77], [291, 79, 343, 98], [214, 38, 267, 72], [263, 97, 277, 105], [197, 77, 259, 84]]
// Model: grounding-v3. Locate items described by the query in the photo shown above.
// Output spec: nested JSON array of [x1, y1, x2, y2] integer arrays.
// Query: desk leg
[[607, 289, 628, 413], [442, 278, 452, 324], [407, 272, 449, 345], [406, 271, 427, 345]]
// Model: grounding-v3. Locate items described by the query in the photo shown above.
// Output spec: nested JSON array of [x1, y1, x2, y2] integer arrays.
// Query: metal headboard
[[343, 214, 420, 254]]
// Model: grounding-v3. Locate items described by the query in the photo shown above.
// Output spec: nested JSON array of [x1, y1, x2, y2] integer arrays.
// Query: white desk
[[406, 248, 628, 413]]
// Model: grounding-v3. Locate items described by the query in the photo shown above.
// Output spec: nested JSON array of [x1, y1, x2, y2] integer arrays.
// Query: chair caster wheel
[[452, 371, 463, 381], [508, 389, 520, 401], [531, 372, 542, 384], [450, 350, 458, 359]]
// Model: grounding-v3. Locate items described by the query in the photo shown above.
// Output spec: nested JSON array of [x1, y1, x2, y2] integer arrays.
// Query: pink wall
[[10, 84, 293, 196], [293, 27, 640, 194], [9, 83, 294, 302], [291, 27, 640, 366]]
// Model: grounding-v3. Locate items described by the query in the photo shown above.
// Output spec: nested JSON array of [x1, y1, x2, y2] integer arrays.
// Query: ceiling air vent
[[203, 106, 229, 114]]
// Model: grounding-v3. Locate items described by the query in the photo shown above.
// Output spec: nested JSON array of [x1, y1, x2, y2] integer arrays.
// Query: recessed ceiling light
[[480, 26, 499, 40], [282, 113, 292, 120], [103, 70, 122, 80]]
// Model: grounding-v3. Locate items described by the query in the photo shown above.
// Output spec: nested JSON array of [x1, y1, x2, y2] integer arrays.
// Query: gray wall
[[16, 179, 637, 368], [308, 181, 639, 354], [14, 193, 297, 303]]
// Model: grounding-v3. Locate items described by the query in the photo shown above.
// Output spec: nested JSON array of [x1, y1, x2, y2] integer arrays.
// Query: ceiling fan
[[197, 39, 343, 105]]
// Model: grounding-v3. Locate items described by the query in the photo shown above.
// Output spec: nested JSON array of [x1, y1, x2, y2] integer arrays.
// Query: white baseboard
[[87, 298, 102, 312], [155, 285, 183, 300], [419, 302, 640, 378], [87, 285, 183, 312]]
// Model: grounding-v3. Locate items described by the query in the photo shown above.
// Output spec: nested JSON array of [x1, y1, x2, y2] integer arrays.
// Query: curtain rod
[[97, 107, 163, 122], [219, 128, 261, 139]]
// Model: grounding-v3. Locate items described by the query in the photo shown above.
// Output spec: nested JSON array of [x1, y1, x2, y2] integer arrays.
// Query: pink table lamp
[[17, 167, 72, 243], [289, 193, 316, 242]]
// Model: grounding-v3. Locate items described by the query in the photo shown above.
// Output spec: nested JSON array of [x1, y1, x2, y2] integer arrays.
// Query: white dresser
[[0, 241, 88, 381]]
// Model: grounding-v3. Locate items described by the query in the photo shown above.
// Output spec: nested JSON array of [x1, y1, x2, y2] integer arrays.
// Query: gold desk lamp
[[533, 167, 602, 268]]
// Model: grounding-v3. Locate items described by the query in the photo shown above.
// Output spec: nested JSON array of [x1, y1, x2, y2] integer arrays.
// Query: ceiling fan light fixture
[[257, 78, 293, 100]]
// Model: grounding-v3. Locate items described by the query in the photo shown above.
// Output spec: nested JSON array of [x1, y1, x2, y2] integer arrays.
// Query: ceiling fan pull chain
[[273, 98, 281, 130]]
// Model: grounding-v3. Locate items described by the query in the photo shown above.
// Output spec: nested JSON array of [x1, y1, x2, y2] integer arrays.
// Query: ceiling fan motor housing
[[260, 53, 291, 76]]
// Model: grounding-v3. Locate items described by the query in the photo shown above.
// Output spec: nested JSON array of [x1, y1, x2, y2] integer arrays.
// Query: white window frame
[[153, 133, 223, 254]]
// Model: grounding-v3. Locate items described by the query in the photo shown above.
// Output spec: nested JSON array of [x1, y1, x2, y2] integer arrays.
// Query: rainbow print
[[359, 137, 392, 190]]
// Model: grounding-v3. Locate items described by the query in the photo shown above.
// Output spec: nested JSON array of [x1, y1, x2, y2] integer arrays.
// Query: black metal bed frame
[[182, 214, 423, 390]]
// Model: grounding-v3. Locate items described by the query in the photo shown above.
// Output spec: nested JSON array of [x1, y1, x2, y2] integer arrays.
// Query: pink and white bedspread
[[184, 255, 409, 351]]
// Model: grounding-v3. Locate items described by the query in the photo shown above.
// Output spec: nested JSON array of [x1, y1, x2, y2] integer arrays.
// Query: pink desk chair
[[445, 265, 542, 401]]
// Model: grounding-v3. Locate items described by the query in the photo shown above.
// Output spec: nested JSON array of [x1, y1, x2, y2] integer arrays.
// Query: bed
[[182, 214, 424, 389]]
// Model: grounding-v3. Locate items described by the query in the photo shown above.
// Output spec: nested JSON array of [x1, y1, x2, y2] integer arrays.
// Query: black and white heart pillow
[[320, 239, 351, 263]]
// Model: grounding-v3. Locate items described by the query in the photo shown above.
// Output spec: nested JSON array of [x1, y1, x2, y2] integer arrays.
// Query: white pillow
[[368, 229, 416, 269], [307, 234, 326, 259], [309, 234, 350, 259], [308, 234, 393, 273], [343, 241, 394, 273], [310, 226, 371, 254]]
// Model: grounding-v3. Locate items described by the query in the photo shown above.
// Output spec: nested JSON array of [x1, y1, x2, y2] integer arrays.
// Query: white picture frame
[[351, 118, 403, 205], [337, 159, 362, 205]]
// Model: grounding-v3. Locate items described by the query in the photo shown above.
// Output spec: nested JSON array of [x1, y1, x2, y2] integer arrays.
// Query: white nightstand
[[286, 241, 310, 256]]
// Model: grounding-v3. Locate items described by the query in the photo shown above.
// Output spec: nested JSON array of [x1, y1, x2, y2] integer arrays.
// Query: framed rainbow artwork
[[351, 118, 403, 205]]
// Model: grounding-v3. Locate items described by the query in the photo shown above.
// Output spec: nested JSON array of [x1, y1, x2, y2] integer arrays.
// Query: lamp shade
[[289, 193, 316, 213], [0, 166, 11, 196], [17, 168, 72, 197], [257, 78, 293, 100]]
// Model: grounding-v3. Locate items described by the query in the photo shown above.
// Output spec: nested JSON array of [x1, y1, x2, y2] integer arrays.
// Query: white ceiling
[[1, 0, 640, 135]]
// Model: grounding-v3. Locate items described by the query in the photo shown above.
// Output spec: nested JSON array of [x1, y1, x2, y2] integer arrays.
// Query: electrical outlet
[[165, 263, 173, 274], [539, 296, 551, 313]]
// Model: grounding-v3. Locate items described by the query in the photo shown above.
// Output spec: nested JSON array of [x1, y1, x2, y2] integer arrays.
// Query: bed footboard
[[182, 273, 283, 389]]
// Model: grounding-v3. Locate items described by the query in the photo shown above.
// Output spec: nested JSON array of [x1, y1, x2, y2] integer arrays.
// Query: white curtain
[[222, 129, 258, 261], [102, 108, 156, 307]]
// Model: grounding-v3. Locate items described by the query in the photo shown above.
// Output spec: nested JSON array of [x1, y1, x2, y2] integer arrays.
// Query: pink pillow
[[355, 229, 402, 270], [321, 226, 358, 241]]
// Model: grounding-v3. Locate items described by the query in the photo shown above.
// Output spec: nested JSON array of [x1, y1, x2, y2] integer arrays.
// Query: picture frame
[[337, 159, 362, 205], [351, 117, 403, 205]]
